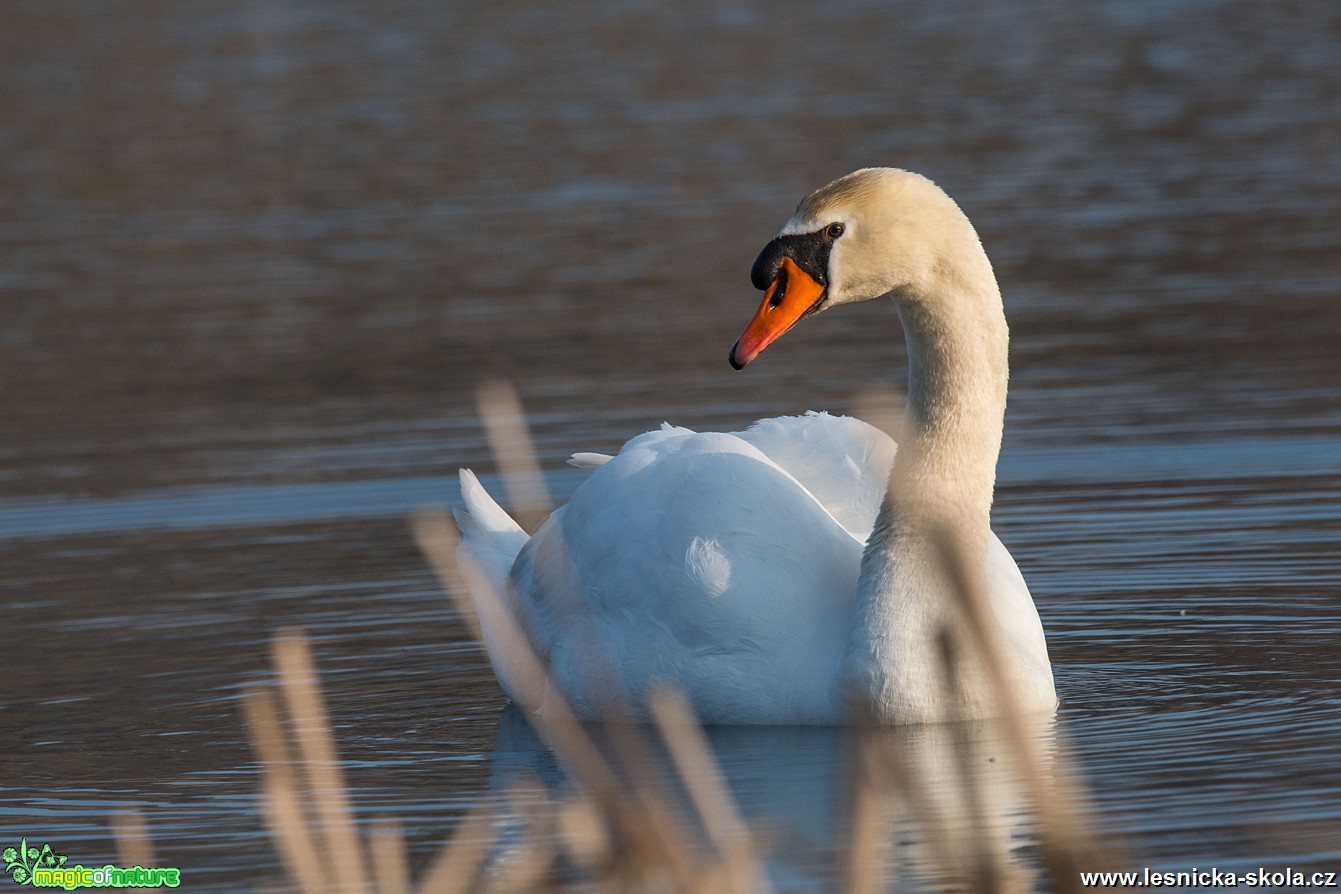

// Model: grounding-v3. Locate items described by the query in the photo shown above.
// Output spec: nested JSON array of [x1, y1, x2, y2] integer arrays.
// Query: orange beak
[[729, 256, 827, 369]]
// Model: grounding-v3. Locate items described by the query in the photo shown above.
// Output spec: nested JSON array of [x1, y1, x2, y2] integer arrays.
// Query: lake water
[[2, 0, 1339, 890]]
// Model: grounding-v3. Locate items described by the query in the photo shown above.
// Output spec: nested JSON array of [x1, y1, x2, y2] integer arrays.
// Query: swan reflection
[[487, 705, 1060, 892]]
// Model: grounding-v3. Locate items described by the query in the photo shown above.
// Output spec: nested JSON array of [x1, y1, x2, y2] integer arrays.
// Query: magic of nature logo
[[4, 839, 180, 889]]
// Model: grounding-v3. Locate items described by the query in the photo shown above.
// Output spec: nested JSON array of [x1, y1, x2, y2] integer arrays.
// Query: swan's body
[[455, 169, 1056, 724]]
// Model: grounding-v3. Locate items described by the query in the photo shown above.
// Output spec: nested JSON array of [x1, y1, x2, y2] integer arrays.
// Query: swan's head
[[730, 168, 978, 369]]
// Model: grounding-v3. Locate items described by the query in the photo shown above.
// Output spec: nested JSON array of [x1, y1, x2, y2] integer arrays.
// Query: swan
[[454, 168, 1056, 725]]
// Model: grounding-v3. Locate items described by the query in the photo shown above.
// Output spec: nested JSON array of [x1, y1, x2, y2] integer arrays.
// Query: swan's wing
[[735, 412, 896, 540], [511, 425, 860, 722]]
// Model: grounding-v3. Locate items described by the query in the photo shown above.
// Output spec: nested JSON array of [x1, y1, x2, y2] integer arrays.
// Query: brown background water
[[2, 0, 1340, 889]]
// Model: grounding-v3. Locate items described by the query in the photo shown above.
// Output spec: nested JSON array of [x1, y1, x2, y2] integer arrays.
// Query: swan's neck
[[846, 246, 1010, 722], [894, 270, 1008, 529]]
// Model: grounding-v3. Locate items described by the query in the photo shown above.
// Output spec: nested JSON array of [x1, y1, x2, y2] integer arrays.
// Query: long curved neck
[[893, 259, 1008, 531], [845, 241, 1010, 722]]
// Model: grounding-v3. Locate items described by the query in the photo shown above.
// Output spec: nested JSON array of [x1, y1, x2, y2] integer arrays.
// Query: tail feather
[[453, 470, 543, 709], [454, 469, 528, 597]]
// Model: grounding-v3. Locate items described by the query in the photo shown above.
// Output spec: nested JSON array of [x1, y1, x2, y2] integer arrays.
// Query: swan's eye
[[825, 222, 845, 239]]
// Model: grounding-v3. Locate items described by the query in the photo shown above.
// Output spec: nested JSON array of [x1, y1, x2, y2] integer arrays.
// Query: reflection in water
[[488, 705, 1062, 892]]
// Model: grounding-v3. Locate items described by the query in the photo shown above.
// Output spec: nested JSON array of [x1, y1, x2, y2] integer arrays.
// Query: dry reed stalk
[[425, 381, 783, 891], [648, 688, 769, 894], [857, 380, 1112, 892], [417, 511, 717, 890], [111, 807, 156, 871], [555, 795, 610, 870], [852, 385, 906, 446], [842, 733, 892, 894], [479, 784, 558, 893], [440, 382, 717, 885], [858, 719, 982, 894], [933, 631, 1008, 894], [368, 821, 411, 894], [414, 805, 496, 894], [272, 631, 372, 893], [476, 380, 553, 533], [932, 529, 1106, 893], [414, 513, 623, 809], [242, 685, 337, 894], [245, 628, 512, 894], [426, 382, 620, 810]]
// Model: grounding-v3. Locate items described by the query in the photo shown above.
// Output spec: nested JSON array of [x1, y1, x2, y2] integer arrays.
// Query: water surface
[[2, 0, 1340, 888]]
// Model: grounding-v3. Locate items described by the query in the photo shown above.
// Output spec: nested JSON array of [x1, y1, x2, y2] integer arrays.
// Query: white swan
[[454, 168, 1056, 725]]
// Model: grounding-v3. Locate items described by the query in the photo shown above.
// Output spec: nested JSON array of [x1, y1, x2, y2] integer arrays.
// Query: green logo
[[4, 840, 66, 885], [3, 840, 180, 889]]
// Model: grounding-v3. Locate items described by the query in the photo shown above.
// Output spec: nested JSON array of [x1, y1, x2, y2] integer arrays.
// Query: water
[[2, 0, 1340, 888]]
